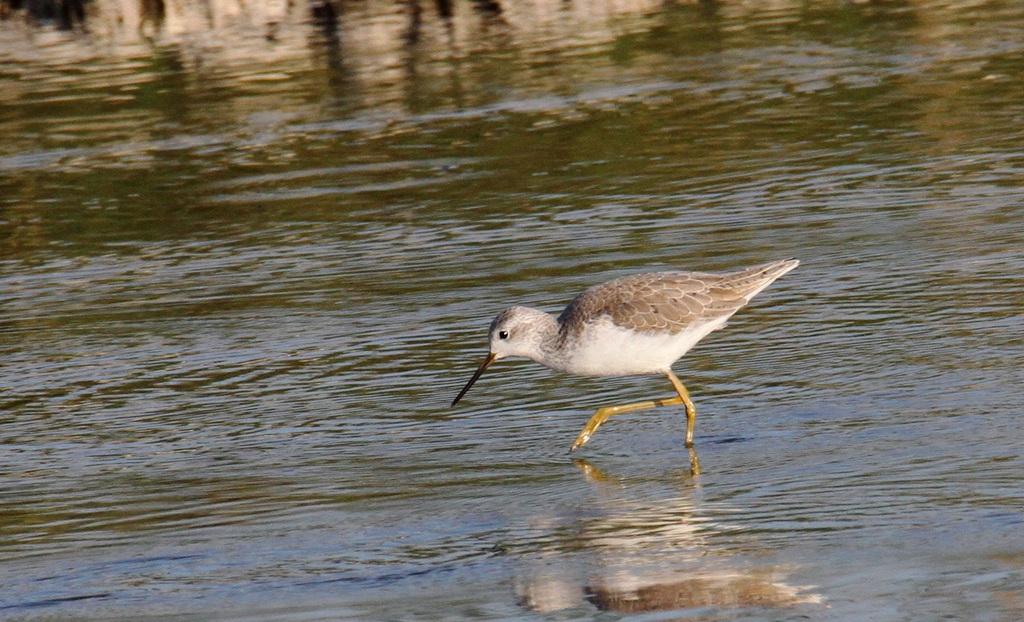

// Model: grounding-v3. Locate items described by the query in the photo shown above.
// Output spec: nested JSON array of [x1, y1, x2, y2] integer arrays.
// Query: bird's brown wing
[[556, 260, 797, 337], [556, 272, 741, 336]]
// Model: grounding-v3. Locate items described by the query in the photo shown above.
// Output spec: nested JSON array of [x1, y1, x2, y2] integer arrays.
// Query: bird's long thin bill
[[451, 351, 497, 406]]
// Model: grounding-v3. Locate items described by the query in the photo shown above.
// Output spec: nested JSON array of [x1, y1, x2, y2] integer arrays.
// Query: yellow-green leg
[[569, 369, 697, 452], [665, 369, 697, 447]]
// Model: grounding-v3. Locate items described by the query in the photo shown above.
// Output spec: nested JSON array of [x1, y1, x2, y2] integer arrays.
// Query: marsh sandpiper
[[452, 259, 799, 452]]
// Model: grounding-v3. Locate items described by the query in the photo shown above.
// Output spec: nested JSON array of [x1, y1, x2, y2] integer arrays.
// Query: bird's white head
[[487, 306, 555, 362], [451, 306, 557, 407]]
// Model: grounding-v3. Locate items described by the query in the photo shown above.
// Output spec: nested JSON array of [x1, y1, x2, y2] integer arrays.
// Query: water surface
[[2, 0, 1024, 619]]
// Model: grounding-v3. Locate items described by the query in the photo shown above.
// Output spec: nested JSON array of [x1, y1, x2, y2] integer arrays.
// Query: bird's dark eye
[[498, 330, 509, 340]]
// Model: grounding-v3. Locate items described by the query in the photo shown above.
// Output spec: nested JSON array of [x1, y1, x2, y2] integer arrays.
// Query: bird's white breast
[[551, 316, 728, 376]]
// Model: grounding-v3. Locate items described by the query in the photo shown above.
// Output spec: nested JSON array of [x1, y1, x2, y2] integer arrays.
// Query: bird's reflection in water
[[514, 457, 823, 615], [577, 446, 702, 478]]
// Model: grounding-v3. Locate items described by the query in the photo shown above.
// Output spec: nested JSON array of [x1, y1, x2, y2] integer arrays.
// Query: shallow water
[[2, 0, 1024, 620]]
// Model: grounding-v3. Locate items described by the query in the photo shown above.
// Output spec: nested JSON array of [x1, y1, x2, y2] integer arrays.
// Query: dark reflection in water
[[2, 0, 1024, 620]]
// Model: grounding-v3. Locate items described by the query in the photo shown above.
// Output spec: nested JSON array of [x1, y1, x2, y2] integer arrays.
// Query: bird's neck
[[532, 310, 572, 371]]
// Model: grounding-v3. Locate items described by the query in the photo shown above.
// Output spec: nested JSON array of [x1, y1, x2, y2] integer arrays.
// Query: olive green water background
[[2, 0, 1024, 619]]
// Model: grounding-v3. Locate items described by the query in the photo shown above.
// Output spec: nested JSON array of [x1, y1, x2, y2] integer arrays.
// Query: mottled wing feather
[[557, 260, 797, 337], [557, 272, 720, 336]]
